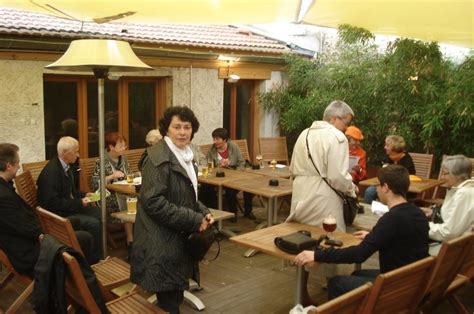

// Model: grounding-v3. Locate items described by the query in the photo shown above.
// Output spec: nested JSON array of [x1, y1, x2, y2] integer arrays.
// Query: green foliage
[[260, 25, 474, 169]]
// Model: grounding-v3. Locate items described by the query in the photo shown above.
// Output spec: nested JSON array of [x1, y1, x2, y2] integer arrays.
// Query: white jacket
[[429, 178, 474, 242], [287, 121, 355, 232]]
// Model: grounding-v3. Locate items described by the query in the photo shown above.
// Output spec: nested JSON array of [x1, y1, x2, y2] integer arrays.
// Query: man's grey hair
[[442, 155, 472, 181], [145, 129, 162, 146], [57, 136, 79, 155], [323, 100, 354, 122]]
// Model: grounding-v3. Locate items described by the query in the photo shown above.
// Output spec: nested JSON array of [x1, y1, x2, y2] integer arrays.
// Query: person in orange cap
[[345, 126, 366, 183]]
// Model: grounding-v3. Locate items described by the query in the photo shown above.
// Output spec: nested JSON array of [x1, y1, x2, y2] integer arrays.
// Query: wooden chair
[[409, 152, 434, 179], [444, 232, 474, 313], [79, 157, 98, 193], [309, 282, 372, 314], [362, 256, 436, 313], [62, 251, 164, 313], [0, 249, 34, 313], [14, 170, 38, 209], [199, 143, 213, 158], [233, 139, 250, 163], [421, 233, 474, 313], [22, 160, 48, 182], [36, 207, 131, 290], [123, 148, 145, 173], [258, 137, 289, 165]]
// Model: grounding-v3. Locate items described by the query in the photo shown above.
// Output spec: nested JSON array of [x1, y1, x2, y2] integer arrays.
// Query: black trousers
[[156, 290, 184, 314]]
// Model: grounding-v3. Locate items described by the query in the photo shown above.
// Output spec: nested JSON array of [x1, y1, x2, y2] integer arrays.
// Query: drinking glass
[[126, 174, 134, 184], [256, 154, 263, 168], [322, 214, 337, 239], [207, 158, 214, 172], [126, 197, 137, 214], [201, 166, 209, 177]]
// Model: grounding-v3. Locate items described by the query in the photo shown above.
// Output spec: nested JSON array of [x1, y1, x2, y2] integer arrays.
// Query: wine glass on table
[[322, 214, 337, 240], [256, 154, 263, 168]]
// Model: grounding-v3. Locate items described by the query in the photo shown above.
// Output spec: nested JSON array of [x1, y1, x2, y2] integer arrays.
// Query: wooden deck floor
[[1, 205, 473, 313]]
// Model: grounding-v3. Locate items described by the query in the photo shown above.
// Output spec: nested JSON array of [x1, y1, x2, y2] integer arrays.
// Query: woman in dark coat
[[130, 106, 214, 314]]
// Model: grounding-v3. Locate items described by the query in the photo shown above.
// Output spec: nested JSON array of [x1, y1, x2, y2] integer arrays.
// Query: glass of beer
[[126, 197, 137, 214], [256, 154, 263, 168], [201, 166, 209, 177], [126, 174, 134, 184], [322, 215, 337, 239], [207, 158, 214, 172]]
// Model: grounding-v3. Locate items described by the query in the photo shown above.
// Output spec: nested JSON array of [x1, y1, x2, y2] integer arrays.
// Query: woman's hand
[[353, 230, 369, 239], [219, 159, 230, 168], [198, 214, 214, 232], [113, 170, 125, 179], [294, 250, 315, 266]]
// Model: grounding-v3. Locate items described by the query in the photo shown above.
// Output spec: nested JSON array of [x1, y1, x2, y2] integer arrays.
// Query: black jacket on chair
[[32, 234, 107, 314], [37, 157, 85, 217]]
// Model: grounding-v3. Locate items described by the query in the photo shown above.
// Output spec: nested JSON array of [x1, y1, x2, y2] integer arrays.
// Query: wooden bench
[[123, 148, 145, 173], [22, 160, 48, 182], [14, 170, 38, 209]]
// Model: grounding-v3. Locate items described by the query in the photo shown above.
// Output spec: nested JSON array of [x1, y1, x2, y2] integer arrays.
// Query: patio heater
[[45, 39, 153, 257]]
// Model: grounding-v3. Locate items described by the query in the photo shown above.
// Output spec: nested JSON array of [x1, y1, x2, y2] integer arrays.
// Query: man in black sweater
[[0, 143, 94, 277], [37, 136, 102, 262], [295, 165, 429, 299]]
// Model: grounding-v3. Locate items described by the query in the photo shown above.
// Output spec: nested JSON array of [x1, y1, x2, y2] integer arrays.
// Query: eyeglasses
[[338, 117, 352, 126]]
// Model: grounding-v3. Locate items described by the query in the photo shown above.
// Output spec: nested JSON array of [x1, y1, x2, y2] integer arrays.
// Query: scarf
[[164, 136, 198, 199]]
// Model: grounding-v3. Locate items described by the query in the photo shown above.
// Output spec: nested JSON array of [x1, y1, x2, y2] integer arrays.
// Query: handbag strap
[[305, 128, 345, 200]]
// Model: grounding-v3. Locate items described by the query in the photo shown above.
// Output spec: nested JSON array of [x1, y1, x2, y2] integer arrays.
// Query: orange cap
[[345, 126, 364, 141]]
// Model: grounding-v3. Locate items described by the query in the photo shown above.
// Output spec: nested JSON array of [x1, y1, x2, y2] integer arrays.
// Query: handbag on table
[[274, 230, 319, 254]]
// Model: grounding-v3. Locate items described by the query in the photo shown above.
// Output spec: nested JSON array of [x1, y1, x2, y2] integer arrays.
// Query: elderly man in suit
[[0, 143, 94, 276], [37, 136, 101, 261]]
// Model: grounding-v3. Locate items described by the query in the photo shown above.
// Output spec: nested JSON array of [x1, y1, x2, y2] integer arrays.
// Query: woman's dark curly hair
[[159, 106, 200, 140]]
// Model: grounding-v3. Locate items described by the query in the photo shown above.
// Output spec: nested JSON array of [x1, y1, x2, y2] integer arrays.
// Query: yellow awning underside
[[0, 0, 301, 24], [302, 0, 473, 48], [1, 0, 472, 48]]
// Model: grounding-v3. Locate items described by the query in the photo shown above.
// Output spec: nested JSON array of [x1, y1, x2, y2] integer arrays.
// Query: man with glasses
[[287, 100, 356, 231]]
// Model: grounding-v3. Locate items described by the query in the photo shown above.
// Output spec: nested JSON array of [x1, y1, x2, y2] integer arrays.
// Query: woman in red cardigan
[[345, 126, 367, 183]]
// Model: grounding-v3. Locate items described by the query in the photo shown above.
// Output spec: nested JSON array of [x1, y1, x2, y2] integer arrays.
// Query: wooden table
[[198, 168, 261, 211], [222, 175, 293, 227], [244, 166, 292, 179], [359, 177, 445, 194], [351, 208, 380, 232], [230, 222, 360, 306], [106, 183, 138, 196]]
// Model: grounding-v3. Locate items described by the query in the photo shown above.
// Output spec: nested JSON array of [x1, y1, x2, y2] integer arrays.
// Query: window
[[43, 75, 166, 159], [223, 80, 256, 158]]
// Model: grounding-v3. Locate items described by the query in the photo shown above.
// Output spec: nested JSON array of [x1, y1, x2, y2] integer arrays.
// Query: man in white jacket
[[288, 100, 356, 232]]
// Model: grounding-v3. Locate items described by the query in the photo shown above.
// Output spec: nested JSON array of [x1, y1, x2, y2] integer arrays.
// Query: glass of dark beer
[[322, 215, 337, 239]]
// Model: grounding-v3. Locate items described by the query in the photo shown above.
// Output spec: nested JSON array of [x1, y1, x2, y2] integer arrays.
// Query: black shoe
[[244, 212, 256, 220]]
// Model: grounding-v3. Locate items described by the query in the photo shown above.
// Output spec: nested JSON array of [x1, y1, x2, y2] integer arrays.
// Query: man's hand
[[219, 159, 230, 168], [353, 230, 369, 239], [294, 250, 315, 267]]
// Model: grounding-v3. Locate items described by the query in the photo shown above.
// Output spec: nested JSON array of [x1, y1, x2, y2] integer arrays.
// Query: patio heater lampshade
[[45, 39, 153, 257]]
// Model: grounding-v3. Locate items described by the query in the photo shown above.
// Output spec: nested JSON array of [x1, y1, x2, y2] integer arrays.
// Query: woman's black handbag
[[342, 196, 362, 225], [274, 230, 318, 254], [186, 226, 217, 261]]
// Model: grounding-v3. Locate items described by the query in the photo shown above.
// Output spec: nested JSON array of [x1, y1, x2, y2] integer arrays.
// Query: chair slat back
[[62, 251, 102, 313], [79, 157, 98, 193], [199, 143, 213, 158], [311, 282, 372, 314], [363, 256, 436, 313], [258, 137, 289, 165], [123, 148, 145, 173], [14, 170, 38, 209], [425, 233, 474, 303], [409, 152, 434, 179], [36, 207, 84, 256], [233, 139, 250, 162], [22, 160, 48, 182], [0, 249, 32, 286], [459, 232, 474, 279]]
